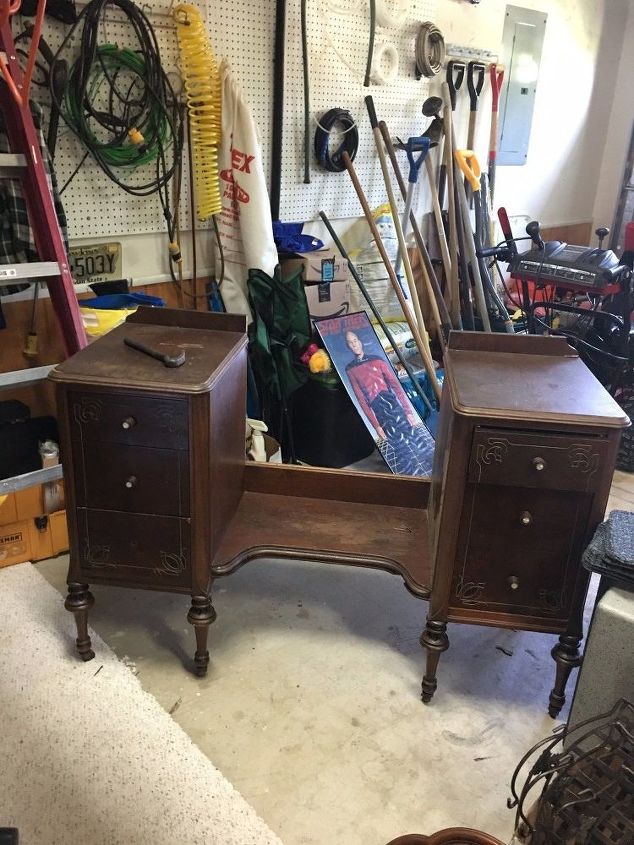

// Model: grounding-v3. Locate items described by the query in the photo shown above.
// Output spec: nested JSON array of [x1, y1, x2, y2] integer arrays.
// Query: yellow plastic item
[[455, 149, 481, 191], [308, 349, 332, 374], [80, 306, 138, 338], [128, 127, 146, 149], [174, 4, 222, 220]]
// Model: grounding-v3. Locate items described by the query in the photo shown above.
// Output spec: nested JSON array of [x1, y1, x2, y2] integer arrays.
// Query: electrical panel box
[[498, 6, 548, 166]]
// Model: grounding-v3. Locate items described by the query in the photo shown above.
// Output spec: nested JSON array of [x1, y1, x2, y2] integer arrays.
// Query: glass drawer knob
[[532, 457, 546, 471], [520, 511, 532, 525], [125, 475, 137, 489], [508, 576, 520, 590], [122, 417, 136, 430]]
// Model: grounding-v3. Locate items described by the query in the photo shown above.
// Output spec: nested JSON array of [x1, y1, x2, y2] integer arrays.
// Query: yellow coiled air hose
[[173, 4, 222, 220]]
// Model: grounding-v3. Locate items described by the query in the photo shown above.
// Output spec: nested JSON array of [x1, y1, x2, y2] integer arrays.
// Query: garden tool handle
[[446, 60, 465, 111], [406, 136, 431, 183], [467, 61, 486, 110], [490, 63, 504, 111], [455, 149, 481, 192]]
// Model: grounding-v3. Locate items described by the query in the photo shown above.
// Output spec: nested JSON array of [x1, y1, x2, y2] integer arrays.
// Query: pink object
[[300, 342, 319, 365]]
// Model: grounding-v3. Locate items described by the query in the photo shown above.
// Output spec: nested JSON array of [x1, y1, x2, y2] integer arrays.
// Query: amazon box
[[281, 249, 351, 320]]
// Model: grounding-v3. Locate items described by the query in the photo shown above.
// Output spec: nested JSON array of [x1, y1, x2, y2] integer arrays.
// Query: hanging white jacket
[[214, 61, 278, 319]]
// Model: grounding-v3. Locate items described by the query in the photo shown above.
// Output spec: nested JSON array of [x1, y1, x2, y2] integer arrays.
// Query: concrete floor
[[35, 470, 633, 845]]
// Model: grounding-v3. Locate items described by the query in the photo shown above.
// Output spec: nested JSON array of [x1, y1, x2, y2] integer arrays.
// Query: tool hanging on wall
[[414, 21, 445, 79], [454, 150, 491, 332], [438, 60, 465, 208], [488, 63, 505, 205], [314, 108, 359, 172], [465, 61, 486, 194], [319, 211, 434, 415], [394, 135, 430, 277], [378, 121, 452, 343], [174, 4, 222, 220], [342, 150, 441, 401]]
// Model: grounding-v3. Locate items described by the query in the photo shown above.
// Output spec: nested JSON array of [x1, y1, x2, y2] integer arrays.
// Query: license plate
[[69, 242, 122, 285]]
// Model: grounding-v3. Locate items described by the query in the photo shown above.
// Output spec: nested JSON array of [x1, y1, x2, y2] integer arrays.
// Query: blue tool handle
[[406, 136, 431, 183]]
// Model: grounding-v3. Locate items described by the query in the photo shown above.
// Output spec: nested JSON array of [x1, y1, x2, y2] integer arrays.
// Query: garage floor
[[35, 471, 633, 845]]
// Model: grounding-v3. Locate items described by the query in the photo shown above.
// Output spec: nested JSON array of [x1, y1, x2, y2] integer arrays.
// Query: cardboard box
[[304, 279, 352, 320], [0, 510, 69, 568], [281, 249, 349, 284]]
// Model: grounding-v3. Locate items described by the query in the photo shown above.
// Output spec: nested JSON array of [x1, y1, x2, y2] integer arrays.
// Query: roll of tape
[[375, 0, 410, 28], [372, 42, 399, 84]]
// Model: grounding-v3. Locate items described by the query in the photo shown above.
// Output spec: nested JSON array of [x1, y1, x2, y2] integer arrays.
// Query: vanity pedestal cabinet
[[51, 308, 248, 676], [424, 333, 629, 716]]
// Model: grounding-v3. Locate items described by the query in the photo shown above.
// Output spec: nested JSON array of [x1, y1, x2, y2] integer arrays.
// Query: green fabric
[[247, 264, 312, 401]]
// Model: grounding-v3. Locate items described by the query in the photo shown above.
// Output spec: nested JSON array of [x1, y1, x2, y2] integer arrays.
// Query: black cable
[[50, 0, 184, 200], [301, 0, 310, 183], [364, 0, 376, 88], [59, 150, 90, 195], [314, 108, 358, 172], [212, 216, 225, 289]]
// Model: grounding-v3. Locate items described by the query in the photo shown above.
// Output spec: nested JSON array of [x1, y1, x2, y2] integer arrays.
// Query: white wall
[[435, 0, 629, 228], [592, 1, 634, 243]]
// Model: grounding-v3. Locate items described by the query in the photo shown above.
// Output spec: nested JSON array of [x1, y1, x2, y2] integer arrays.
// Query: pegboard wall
[[21, 0, 440, 238]]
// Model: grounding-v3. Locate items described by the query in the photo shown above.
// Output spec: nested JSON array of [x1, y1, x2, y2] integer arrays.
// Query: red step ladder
[[0, 6, 86, 356]]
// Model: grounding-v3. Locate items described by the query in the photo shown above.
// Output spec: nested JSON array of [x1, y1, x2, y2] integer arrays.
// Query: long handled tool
[[319, 210, 434, 416], [394, 135, 430, 278], [378, 121, 452, 343], [438, 60, 465, 208], [441, 82, 462, 328], [466, 61, 486, 152], [342, 150, 441, 401], [419, 97, 452, 299], [488, 63, 504, 204], [364, 97, 441, 399], [454, 150, 492, 332], [270, 0, 286, 219]]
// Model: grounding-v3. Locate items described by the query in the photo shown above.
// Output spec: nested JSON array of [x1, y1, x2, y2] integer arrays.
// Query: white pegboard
[[18, 1, 205, 239], [20, 0, 441, 236], [276, 0, 439, 220]]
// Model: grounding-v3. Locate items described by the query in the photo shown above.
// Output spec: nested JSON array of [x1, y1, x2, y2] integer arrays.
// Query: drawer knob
[[520, 511, 532, 526], [121, 416, 136, 430], [124, 475, 137, 489], [508, 576, 520, 591], [532, 456, 546, 472]]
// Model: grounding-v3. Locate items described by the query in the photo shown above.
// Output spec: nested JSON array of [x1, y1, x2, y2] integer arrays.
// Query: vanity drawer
[[68, 391, 188, 450], [72, 443, 190, 517], [453, 484, 593, 618], [468, 428, 608, 492], [76, 508, 191, 588]]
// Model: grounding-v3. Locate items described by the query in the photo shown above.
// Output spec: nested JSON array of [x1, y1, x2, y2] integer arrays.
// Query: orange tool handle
[[455, 149, 481, 192]]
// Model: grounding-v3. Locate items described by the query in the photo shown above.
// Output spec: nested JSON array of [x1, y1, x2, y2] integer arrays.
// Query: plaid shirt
[[0, 100, 68, 295]]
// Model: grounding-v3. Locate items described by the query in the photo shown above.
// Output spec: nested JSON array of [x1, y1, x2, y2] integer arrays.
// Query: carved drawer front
[[77, 508, 191, 588], [68, 391, 188, 450], [469, 428, 608, 492], [72, 443, 190, 517], [454, 485, 593, 619]]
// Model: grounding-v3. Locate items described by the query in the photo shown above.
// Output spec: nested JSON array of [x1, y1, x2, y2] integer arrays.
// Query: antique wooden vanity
[[51, 308, 628, 716]]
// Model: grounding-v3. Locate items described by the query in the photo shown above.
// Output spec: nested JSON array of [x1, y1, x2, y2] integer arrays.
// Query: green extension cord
[[64, 43, 172, 169]]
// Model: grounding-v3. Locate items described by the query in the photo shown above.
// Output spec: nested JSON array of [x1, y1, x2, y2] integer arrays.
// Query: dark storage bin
[[291, 377, 375, 468]]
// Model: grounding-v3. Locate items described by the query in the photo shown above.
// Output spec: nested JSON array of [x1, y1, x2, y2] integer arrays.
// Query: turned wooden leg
[[420, 619, 449, 704], [548, 634, 583, 718], [65, 583, 95, 662], [187, 594, 216, 677]]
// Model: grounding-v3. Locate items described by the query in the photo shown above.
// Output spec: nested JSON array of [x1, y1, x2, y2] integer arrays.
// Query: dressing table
[[51, 309, 628, 714]]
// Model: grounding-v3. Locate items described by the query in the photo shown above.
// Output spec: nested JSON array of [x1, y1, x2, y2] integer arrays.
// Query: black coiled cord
[[314, 108, 358, 173]]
